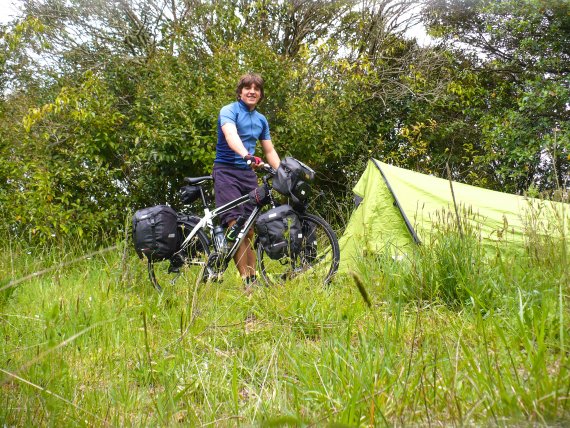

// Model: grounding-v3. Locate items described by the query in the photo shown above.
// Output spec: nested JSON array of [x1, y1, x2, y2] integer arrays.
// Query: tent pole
[[371, 159, 422, 245]]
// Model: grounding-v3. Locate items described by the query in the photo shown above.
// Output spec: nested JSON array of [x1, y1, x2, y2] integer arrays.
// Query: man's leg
[[212, 165, 258, 282], [245, 228, 256, 277], [233, 226, 256, 278]]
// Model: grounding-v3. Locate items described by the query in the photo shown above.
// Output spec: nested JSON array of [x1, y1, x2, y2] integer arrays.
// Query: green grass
[[1, 222, 569, 426]]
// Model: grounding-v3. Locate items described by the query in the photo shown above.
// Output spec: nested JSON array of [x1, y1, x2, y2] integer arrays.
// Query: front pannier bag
[[133, 205, 178, 261], [255, 205, 303, 260], [272, 157, 315, 205]]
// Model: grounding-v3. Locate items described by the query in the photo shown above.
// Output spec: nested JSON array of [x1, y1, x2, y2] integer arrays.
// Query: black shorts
[[212, 163, 258, 226]]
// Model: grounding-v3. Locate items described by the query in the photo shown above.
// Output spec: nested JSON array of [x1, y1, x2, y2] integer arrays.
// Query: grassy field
[[1, 223, 569, 426]]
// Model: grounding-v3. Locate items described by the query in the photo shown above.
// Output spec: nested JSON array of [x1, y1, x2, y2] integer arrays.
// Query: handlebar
[[257, 163, 276, 175], [245, 157, 275, 176]]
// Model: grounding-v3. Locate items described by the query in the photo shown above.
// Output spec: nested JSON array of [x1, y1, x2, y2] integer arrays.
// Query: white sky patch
[[406, 22, 432, 46], [403, 3, 433, 47], [0, 0, 22, 24]]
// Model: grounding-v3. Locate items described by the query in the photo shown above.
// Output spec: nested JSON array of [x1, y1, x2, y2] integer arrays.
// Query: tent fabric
[[338, 159, 569, 271]]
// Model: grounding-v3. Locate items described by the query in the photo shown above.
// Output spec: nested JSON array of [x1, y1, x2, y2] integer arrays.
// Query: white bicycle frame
[[177, 193, 265, 262]]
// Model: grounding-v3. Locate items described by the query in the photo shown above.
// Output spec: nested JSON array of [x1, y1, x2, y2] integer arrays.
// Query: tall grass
[[1, 206, 569, 426]]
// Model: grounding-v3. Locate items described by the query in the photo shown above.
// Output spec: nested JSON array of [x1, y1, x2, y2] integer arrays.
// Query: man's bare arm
[[221, 123, 248, 157], [261, 139, 280, 170]]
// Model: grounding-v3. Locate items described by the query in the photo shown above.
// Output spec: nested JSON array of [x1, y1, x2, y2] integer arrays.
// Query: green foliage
[[6, 71, 128, 242], [0, 16, 48, 94], [1, 0, 568, 244], [421, 0, 570, 192]]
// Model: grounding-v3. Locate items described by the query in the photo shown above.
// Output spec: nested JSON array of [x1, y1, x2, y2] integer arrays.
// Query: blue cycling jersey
[[215, 100, 271, 169]]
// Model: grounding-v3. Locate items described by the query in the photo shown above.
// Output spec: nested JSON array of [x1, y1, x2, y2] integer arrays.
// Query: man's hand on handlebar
[[243, 154, 276, 175], [243, 154, 263, 169]]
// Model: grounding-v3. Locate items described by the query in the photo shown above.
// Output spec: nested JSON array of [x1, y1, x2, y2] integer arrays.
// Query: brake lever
[[261, 163, 276, 175]]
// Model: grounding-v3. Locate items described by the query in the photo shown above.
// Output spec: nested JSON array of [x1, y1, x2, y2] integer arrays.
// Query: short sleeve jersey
[[215, 100, 271, 169]]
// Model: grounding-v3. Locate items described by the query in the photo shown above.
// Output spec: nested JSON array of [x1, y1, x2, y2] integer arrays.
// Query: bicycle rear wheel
[[257, 213, 339, 287], [148, 221, 211, 292]]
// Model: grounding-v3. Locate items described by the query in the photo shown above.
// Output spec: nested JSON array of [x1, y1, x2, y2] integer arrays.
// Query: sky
[[0, 0, 21, 24]]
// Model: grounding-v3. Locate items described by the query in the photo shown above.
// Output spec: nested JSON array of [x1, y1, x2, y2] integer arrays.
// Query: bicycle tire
[[148, 220, 211, 292], [257, 213, 340, 287]]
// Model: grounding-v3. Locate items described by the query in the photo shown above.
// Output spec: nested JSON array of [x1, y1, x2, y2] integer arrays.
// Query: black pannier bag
[[255, 205, 303, 260], [272, 157, 315, 205], [133, 205, 178, 261], [179, 185, 201, 205]]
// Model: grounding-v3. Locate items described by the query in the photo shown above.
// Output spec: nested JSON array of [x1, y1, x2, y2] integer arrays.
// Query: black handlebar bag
[[272, 157, 315, 206], [255, 204, 303, 260], [132, 205, 178, 261]]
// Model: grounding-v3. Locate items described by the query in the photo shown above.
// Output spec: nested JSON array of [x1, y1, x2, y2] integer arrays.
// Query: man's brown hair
[[236, 73, 265, 102]]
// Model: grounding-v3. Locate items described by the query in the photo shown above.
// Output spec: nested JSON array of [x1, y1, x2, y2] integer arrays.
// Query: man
[[213, 73, 281, 286]]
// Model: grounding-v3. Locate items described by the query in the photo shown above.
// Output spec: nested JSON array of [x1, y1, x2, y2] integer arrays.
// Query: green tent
[[339, 159, 569, 271]]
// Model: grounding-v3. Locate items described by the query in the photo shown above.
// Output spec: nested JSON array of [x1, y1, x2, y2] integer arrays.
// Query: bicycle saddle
[[184, 176, 213, 185]]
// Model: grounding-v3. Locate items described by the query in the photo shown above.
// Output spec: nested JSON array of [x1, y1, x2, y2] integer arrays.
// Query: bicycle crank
[[202, 252, 226, 282]]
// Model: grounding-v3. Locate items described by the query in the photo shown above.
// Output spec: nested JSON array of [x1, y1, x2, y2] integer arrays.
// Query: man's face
[[239, 83, 261, 110]]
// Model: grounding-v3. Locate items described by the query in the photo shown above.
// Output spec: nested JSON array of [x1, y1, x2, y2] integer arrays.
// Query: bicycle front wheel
[[148, 221, 211, 292], [257, 213, 340, 287]]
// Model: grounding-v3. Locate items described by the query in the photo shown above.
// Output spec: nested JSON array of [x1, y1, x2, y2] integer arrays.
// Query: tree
[[421, 0, 569, 194], [0, 0, 459, 241]]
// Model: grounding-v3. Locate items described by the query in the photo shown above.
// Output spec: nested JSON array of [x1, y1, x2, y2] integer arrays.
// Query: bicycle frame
[[177, 193, 265, 265]]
